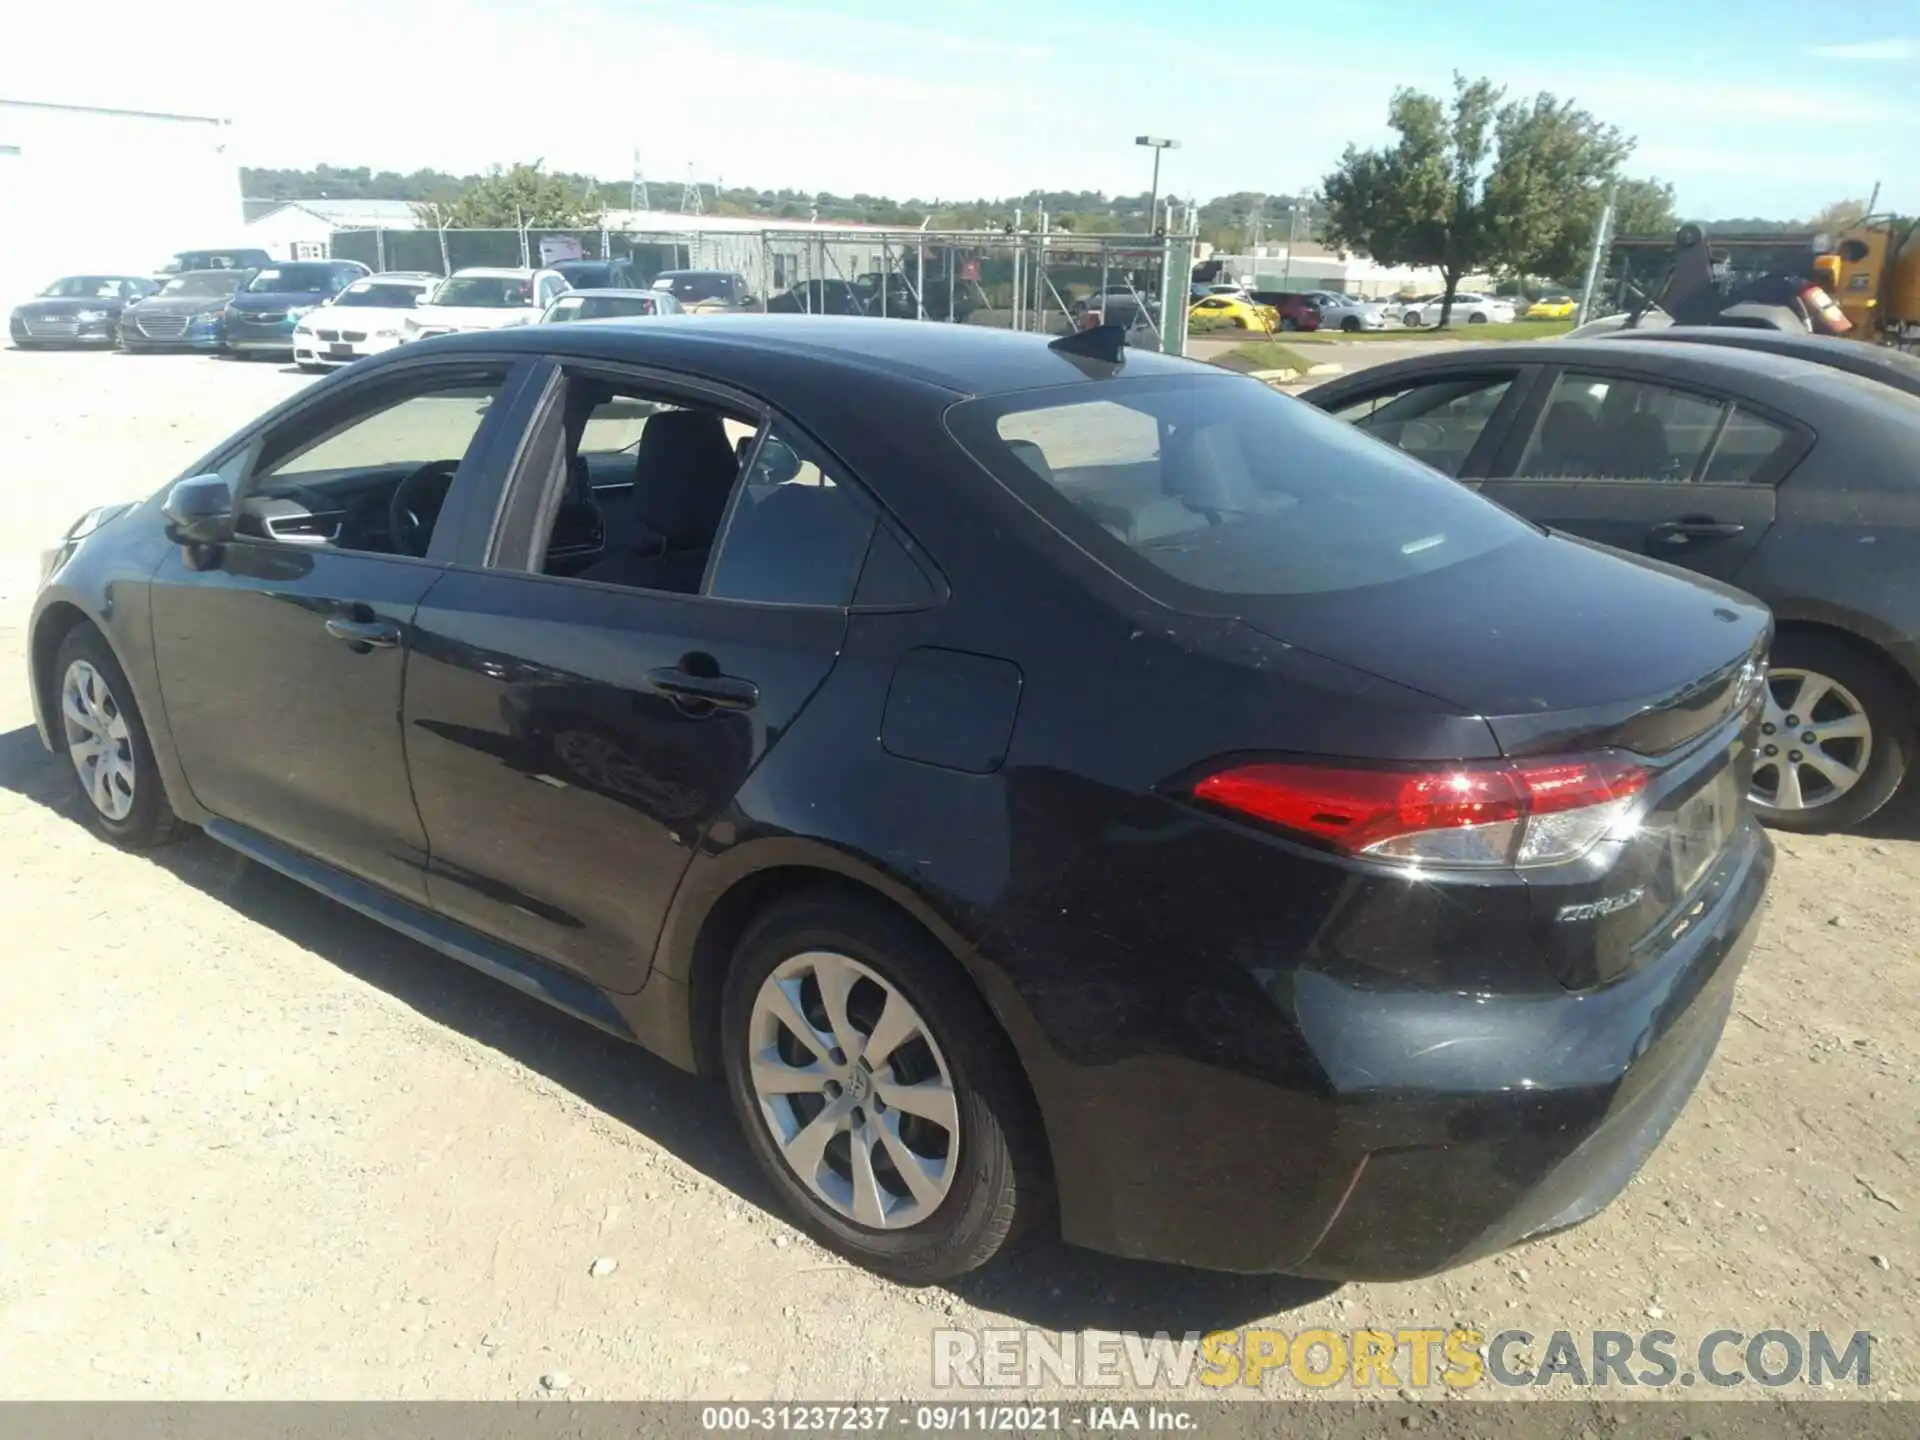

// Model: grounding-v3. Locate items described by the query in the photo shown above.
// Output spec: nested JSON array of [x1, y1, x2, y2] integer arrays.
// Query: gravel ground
[[0, 345, 1914, 1411]]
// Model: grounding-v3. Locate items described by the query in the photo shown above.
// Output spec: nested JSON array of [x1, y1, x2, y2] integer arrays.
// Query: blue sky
[[21, 0, 1918, 218]]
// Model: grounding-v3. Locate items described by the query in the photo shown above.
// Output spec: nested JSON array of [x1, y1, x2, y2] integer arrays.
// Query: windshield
[[651, 272, 731, 302], [556, 264, 612, 286], [550, 294, 660, 321], [947, 375, 1530, 599], [245, 264, 341, 294], [158, 273, 245, 298], [39, 276, 137, 299], [336, 281, 428, 308], [431, 276, 536, 308]]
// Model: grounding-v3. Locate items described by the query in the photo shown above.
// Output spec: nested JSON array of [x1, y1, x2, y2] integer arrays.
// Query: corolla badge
[[1555, 887, 1645, 923]]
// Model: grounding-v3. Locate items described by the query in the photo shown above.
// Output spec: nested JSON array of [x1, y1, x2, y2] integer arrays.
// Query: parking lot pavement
[[0, 344, 1915, 1406]]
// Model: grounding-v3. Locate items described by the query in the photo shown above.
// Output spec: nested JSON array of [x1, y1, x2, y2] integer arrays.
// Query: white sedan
[[292, 273, 439, 370], [1398, 292, 1517, 327], [405, 267, 570, 341]]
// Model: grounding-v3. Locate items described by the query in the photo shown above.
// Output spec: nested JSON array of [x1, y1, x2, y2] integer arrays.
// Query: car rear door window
[[1516, 372, 1728, 484], [1700, 406, 1792, 485], [500, 374, 875, 607], [1328, 374, 1515, 477], [707, 428, 878, 606]]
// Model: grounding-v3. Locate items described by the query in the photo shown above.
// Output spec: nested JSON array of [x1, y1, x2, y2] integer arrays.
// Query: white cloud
[[1811, 36, 1915, 61]]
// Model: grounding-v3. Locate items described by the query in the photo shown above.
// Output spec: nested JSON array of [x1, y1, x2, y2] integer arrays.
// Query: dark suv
[[552, 259, 637, 290]]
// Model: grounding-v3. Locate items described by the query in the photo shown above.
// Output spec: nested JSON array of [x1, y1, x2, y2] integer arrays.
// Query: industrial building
[[0, 99, 246, 305]]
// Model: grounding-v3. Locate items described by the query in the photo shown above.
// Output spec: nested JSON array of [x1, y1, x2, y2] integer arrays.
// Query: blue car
[[119, 271, 247, 352], [222, 260, 370, 358]]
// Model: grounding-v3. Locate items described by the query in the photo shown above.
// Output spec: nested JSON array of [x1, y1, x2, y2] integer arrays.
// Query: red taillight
[[1192, 757, 1647, 870]]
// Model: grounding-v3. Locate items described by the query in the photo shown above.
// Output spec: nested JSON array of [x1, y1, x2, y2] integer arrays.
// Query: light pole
[[1135, 136, 1180, 234], [1279, 193, 1309, 291]]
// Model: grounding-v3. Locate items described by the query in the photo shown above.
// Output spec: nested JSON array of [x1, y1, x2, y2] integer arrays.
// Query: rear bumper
[[1034, 819, 1772, 1278]]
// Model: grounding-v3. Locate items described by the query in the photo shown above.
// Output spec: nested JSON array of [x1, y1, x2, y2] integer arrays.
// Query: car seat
[[577, 410, 740, 593]]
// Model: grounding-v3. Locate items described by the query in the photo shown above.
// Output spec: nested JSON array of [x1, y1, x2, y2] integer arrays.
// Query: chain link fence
[[323, 224, 1194, 354]]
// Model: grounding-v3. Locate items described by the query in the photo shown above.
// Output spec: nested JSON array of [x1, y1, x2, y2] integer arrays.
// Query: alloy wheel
[[746, 950, 960, 1230], [61, 659, 136, 821], [1751, 666, 1871, 812]]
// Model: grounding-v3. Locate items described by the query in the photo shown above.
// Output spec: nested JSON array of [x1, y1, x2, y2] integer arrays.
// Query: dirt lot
[[0, 345, 1914, 1410]]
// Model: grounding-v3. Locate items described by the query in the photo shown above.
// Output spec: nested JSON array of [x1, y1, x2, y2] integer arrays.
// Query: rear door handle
[[644, 666, 760, 711], [1649, 518, 1746, 545], [324, 616, 401, 648]]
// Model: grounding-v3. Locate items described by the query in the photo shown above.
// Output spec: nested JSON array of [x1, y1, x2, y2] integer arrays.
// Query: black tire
[[49, 623, 191, 850], [1403, 312, 1423, 328], [1341, 316, 1362, 333], [1279, 316, 1299, 332], [720, 892, 1048, 1284], [1754, 630, 1912, 833], [1468, 311, 1489, 324]]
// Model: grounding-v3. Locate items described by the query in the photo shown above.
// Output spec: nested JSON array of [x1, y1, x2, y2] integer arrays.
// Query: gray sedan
[[1304, 336, 1920, 833], [1303, 290, 1388, 332]]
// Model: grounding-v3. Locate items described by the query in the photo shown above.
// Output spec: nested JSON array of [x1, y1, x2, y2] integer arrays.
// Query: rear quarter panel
[[1732, 418, 1920, 686]]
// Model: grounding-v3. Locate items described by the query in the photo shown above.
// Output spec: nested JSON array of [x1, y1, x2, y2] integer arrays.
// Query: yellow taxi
[[1526, 294, 1577, 320], [1189, 293, 1278, 330]]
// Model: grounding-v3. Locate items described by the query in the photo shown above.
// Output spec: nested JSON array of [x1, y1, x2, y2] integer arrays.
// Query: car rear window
[[947, 375, 1531, 599]]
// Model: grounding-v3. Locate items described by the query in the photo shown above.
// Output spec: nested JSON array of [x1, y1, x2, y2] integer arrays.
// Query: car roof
[[548, 288, 667, 300], [1310, 336, 1920, 431], [449, 267, 542, 279], [655, 268, 733, 278], [361, 271, 438, 281], [412, 313, 1208, 397], [1591, 326, 1920, 394]]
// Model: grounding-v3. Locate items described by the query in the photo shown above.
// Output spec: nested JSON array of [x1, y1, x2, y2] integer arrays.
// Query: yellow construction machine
[[1813, 216, 1920, 350]]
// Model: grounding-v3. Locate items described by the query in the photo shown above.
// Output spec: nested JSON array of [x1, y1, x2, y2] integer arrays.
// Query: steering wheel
[[389, 459, 459, 557]]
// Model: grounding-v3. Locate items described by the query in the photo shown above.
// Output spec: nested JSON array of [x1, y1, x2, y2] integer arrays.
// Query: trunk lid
[[1239, 534, 1770, 989], [1238, 532, 1770, 758]]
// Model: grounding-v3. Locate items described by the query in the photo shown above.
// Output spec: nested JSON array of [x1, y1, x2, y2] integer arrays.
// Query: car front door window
[[240, 369, 510, 556]]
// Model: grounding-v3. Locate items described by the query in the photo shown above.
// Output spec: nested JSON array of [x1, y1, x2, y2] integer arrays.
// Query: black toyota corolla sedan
[[1305, 337, 1920, 834], [29, 317, 1772, 1284]]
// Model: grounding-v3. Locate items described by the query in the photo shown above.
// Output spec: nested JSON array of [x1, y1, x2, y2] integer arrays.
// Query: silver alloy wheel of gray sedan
[[1751, 666, 1872, 812], [747, 950, 960, 1229], [61, 658, 136, 821]]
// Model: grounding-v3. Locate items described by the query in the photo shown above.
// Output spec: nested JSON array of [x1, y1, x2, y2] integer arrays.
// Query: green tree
[[1323, 75, 1635, 323], [429, 161, 601, 229], [1321, 75, 1503, 327], [1809, 197, 1869, 233], [1480, 92, 1633, 279], [1611, 177, 1680, 239]]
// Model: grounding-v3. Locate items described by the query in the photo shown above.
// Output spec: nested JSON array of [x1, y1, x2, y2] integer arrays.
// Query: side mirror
[[163, 475, 235, 547], [415, 293, 433, 307]]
